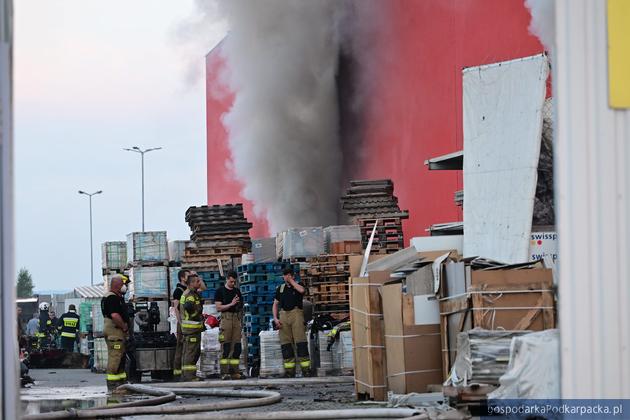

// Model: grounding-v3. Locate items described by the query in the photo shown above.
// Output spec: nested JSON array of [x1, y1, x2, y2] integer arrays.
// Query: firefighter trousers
[[173, 322, 183, 378], [104, 319, 127, 391], [219, 312, 242, 375], [279, 308, 311, 376], [182, 332, 201, 381]]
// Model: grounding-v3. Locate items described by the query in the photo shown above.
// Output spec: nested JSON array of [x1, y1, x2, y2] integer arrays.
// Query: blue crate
[[241, 282, 282, 294], [244, 304, 273, 316], [242, 294, 275, 305], [200, 289, 216, 299], [198, 271, 222, 281], [243, 313, 273, 325], [244, 324, 264, 335]]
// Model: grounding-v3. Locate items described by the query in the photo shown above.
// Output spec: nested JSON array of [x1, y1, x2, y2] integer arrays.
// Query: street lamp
[[78, 190, 103, 286], [123, 146, 162, 232]]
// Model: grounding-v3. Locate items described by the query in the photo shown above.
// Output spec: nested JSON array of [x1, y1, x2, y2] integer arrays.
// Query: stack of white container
[[308, 330, 334, 372], [93, 337, 108, 372], [259, 330, 284, 377], [92, 304, 104, 336], [332, 331, 354, 373], [197, 328, 221, 378]]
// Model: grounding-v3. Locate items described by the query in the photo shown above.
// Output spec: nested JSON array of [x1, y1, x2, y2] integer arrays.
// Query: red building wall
[[205, 1, 543, 240]]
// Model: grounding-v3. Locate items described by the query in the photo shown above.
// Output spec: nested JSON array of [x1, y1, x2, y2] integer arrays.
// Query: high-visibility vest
[[180, 289, 203, 332]]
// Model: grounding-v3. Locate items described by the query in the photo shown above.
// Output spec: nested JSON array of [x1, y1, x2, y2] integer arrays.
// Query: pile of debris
[[182, 204, 253, 272]]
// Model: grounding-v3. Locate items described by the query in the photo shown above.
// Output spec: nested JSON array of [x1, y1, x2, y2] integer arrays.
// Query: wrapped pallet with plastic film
[[281, 227, 325, 259], [129, 266, 169, 298], [252, 237, 277, 263], [308, 330, 334, 373], [332, 331, 354, 373], [92, 303, 104, 336], [197, 328, 222, 378], [93, 337, 108, 372], [259, 330, 284, 377], [168, 240, 189, 263], [127, 231, 168, 263], [102, 241, 127, 271]]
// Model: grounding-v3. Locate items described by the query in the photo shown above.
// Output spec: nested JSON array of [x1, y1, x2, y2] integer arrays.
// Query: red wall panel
[[205, 0, 543, 241]]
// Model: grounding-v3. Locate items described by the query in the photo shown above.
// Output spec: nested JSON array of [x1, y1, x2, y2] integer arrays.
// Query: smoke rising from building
[[214, 1, 348, 233], [525, 0, 555, 53]]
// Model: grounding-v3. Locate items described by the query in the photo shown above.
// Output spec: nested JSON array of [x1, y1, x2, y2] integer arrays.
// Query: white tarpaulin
[[463, 54, 549, 263]]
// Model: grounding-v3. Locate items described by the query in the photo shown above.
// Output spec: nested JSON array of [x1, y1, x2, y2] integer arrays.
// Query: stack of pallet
[[358, 217, 406, 254], [183, 204, 253, 272], [340, 179, 409, 222], [340, 180, 409, 254], [237, 262, 300, 361], [304, 255, 351, 319]]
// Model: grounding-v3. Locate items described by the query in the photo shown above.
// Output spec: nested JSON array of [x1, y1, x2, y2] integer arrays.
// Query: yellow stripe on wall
[[608, 0, 630, 108]]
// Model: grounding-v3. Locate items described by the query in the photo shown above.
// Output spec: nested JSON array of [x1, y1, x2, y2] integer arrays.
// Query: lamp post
[[123, 146, 162, 232], [78, 190, 102, 286]]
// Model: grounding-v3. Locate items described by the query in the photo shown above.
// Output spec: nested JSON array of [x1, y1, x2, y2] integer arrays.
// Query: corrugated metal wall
[[555, 0, 630, 398]]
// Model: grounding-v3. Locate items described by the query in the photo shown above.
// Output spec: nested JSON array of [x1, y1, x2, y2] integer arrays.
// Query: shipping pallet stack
[[237, 262, 301, 363], [183, 204, 253, 297], [358, 217, 406, 254], [304, 254, 351, 319], [340, 179, 409, 254]]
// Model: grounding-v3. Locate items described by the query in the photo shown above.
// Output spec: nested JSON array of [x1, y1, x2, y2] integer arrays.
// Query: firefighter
[[179, 273, 204, 381], [101, 275, 130, 392], [215, 270, 244, 380], [170, 269, 189, 380], [57, 304, 80, 352], [36, 302, 54, 349], [272, 268, 311, 378]]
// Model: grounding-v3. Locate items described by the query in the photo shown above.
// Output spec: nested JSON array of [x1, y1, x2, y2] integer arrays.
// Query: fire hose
[[22, 377, 423, 420]]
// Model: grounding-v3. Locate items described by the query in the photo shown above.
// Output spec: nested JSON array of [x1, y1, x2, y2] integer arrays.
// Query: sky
[[14, 0, 226, 292]]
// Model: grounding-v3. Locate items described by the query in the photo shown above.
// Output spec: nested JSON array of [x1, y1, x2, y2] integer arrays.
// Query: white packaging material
[[317, 330, 334, 369], [253, 238, 277, 263], [127, 231, 168, 263], [198, 328, 222, 376], [332, 331, 353, 371], [129, 266, 169, 299], [102, 241, 127, 270], [489, 329, 560, 399], [79, 338, 89, 356], [93, 338, 108, 372], [168, 240, 189, 263], [203, 304, 219, 318], [92, 304, 104, 335], [168, 307, 178, 335], [259, 330, 284, 377], [281, 227, 325, 259], [529, 231, 558, 273]]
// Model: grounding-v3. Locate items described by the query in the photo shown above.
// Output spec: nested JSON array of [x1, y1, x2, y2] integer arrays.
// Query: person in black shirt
[[215, 271, 244, 379], [272, 268, 311, 377], [101, 275, 130, 392], [171, 269, 189, 380]]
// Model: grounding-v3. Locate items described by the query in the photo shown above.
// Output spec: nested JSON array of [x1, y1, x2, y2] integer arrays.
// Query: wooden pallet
[[185, 246, 249, 257]]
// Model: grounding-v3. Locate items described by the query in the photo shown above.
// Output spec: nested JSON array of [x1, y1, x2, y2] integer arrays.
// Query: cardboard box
[[470, 268, 555, 330], [383, 281, 442, 394], [350, 270, 389, 400], [330, 241, 363, 255]]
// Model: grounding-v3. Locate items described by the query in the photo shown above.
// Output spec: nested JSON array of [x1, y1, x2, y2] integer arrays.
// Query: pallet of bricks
[[436, 256, 556, 413], [340, 179, 409, 254], [182, 204, 252, 300], [237, 262, 300, 372]]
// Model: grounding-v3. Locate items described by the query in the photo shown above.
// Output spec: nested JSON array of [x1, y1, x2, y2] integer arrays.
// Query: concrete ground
[[21, 369, 374, 418]]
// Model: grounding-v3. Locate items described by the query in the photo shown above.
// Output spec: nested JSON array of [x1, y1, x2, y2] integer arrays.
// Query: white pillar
[[0, 0, 18, 417], [555, 0, 630, 398]]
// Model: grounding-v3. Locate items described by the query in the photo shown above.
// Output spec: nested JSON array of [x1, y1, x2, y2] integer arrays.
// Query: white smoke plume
[[215, 1, 346, 233], [525, 0, 556, 53]]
